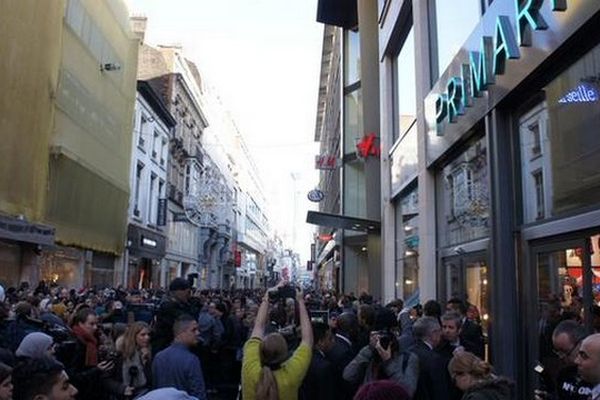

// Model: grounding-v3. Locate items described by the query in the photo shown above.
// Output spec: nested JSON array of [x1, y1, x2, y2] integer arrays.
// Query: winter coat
[[343, 344, 419, 397], [462, 377, 515, 400]]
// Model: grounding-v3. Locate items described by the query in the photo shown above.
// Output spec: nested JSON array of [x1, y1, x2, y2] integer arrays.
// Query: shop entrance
[[528, 232, 600, 383], [440, 251, 489, 357]]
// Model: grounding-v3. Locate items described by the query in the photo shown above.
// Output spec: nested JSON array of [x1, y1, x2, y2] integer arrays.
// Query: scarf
[[72, 325, 98, 366]]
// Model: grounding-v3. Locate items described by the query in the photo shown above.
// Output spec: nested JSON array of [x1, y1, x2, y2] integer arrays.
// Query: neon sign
[[356, 133, 380, 158], [558, 84, 599, 104], [435, 0, 572, 133]]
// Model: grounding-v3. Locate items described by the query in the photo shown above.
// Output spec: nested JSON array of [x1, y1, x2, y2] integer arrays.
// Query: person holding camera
[[241, 282, 313, 400], [343, 308, 418, 397]]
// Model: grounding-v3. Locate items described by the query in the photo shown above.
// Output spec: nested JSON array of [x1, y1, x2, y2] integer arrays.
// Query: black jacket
[[327, 334, 358, 400], [300, 349, 335, 400], [460, 319, 485, 359], [554, 365, 592, 400], [151, 297, 200, 353], [410, 340, 449, 400], [436, 340, 464, 400]]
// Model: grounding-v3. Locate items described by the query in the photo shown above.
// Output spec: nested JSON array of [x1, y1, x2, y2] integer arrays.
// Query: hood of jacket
[[464, 377, 514, 400]]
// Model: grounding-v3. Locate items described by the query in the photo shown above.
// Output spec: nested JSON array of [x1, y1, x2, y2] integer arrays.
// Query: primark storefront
[[377, 0, 600, 396]]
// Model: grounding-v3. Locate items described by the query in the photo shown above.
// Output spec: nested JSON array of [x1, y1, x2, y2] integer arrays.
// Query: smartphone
[[533, 361, 551, 392]]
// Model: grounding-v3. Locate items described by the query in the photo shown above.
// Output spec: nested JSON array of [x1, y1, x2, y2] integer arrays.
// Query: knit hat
[[169, 278, 191, 292], [353, 380, 411, 400], [15, 332, 54, 360]]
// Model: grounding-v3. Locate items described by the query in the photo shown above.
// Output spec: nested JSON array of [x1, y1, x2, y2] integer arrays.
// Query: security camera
[[101, 63, 121, 72]]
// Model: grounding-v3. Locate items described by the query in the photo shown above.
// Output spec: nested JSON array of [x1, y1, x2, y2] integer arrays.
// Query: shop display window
[[394, 187, 419, 301], [437, 135, 490, 246]]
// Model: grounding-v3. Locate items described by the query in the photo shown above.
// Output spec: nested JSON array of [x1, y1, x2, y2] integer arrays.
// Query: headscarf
[[15, 332, 54, 360]]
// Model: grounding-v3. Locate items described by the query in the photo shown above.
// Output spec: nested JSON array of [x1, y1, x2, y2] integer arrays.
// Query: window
[[152, 131, 159, 159], [344, 29, 361, 87], [343, 89, 363, 155], [533, 170, 545, 220], [134, 163, 143, 217], [530, 123, 542, 159], [394, 27, 416, 143], [437, 135, 489, 246], [161, 138, 167, 166], [158, 180, 165, 225], [139, 116, 147, 148], [148, 174, 156, 223], [433, 0, 481, 79]]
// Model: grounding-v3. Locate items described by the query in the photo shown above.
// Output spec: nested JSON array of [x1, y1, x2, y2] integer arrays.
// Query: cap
[[169, 278, 191, 292]]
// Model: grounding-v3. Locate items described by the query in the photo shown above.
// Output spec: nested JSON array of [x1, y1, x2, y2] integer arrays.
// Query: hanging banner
[[315, 154, 341, 170]]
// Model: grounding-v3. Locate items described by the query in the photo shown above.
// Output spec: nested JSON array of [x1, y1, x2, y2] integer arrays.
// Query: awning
[[0, 214, 55, 246], [306, 211, 380, 233], [316, 0, 358, 29]]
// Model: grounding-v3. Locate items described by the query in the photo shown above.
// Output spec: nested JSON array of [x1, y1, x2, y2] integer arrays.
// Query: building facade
[[315, 0, 600, 395], [122, 80, 176, 288], [0, 0, 138, 289], [315, 0, 600, 396]]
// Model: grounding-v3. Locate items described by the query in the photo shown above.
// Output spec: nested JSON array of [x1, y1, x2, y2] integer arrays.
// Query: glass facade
[[433, 0, 481, 78], [394, 28, 416, 143], [344, 29, 361, 86], [343, 89, 364, 155], [437, 135, 489, 246], [521, 42, 600, 223], [390, 124, 418, 196]]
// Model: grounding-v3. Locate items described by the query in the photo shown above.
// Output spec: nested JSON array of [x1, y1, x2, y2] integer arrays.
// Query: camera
[[268, 285, 297, 302], [534, 361, 552, 392], [374, 330, 393, 350], [309, 310, 329, 324]]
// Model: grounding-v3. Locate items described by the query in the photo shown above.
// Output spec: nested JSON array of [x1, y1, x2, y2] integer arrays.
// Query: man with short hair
[[437, 312, 470, 400], [410, 316, 448, 400], [446, 298, 484, 358], [152, 314, 207, 400], [575, 333, 600, 400], [536, 320, 591, 400], [13, 356, 78, 400]]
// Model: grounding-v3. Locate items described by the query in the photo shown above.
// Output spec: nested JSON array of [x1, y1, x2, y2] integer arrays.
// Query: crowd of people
[[4, 277, 598, 399]]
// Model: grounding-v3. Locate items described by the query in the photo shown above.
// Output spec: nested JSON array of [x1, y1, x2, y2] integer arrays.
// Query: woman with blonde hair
[[112, 321, 152, 399], [242, 283, 313, 400], [448, 351, 514, 400]]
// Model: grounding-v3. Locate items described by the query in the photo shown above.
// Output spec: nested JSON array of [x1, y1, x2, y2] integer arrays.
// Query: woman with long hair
[[0, 362, 13, 400], [241, 283, 313, 400], [113, 321, 152, 398], [448, 351, 514, 400]]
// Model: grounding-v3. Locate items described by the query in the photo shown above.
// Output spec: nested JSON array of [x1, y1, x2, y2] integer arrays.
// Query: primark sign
[[425, 0, 600, 163]]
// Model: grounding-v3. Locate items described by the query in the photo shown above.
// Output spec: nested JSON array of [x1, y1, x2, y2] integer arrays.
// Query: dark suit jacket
[[300, 350, 335, 400], [327, 335, 358, 400], [436, 340, 463, 400], [411, 340, 449, 400], [460, 319, 485, 359]]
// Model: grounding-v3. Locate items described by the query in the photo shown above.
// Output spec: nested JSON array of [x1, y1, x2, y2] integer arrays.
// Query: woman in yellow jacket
[[241, 283, 313, 400]]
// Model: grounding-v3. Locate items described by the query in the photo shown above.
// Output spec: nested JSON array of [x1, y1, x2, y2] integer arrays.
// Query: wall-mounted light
[[361, 246, 367, 252], [100, 62, 121, 72], [404, 225, 413, 232], [405, 279, 414, 285]]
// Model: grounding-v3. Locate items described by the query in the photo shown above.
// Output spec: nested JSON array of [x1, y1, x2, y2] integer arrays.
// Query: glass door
[[441, 252, 489, 357]]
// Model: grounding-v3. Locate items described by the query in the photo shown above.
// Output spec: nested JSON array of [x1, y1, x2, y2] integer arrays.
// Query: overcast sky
[[128, 0, 322, 261]]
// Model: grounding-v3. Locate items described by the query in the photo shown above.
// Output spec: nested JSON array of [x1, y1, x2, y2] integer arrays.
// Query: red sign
[[234, 250, 242, 267], [356, 133, 380, 158], [319, 234, 333, 241]]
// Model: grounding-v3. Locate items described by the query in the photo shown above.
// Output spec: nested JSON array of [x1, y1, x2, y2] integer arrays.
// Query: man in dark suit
[[446, 298, 485, 359], [410, 316, 449, 400], [301, 322, 336, 400], [327, 312, 359, 400]]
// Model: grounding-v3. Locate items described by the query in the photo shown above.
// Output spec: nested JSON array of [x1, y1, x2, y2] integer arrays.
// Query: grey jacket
[[342, 344, 419, 396]]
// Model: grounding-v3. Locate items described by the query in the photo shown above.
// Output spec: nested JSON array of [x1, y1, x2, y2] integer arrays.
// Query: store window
[[390, 124, 418, 196], [520, 42, 600, 223], [344, 89, 363, 155], [393, 27, 416, 144], [437, 135, 489, 246], [394, 187, 419, 301], [344, 29, 360, 87], [433, 0, 481, 79]]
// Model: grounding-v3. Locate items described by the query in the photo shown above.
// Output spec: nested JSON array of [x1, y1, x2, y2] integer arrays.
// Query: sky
[[128, 0, 322, 261]]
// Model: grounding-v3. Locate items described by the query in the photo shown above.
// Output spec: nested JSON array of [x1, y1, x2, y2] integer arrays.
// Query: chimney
[[130, 15, 147, 44]]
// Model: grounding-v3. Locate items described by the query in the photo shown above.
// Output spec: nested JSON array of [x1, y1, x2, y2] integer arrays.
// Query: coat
[[300, 349, 335, 400], [461, 378, 514, 400], [327, 334, 358, 400], [410, 340, 449, 400], [343, 345, 419, 396]]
